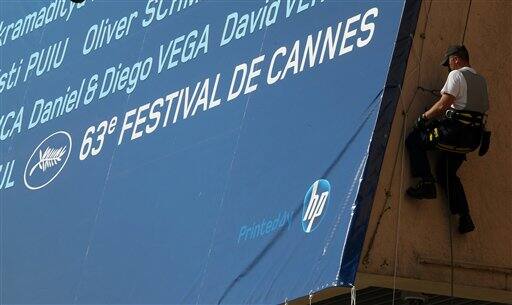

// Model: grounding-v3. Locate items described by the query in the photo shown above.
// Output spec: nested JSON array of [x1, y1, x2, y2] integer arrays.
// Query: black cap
[[441, 45, 469, 66]]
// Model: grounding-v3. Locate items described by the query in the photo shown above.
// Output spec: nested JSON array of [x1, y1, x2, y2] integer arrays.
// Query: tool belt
[[422, 109, 490, 155], [445, 109, 484, 126]]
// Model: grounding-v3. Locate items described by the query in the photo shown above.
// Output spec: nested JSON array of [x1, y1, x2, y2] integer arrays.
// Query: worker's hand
[[414, 113, 428, 130]]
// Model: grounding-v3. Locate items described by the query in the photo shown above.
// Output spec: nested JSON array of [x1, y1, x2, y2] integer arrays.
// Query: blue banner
[[0, 0, 415, 303]]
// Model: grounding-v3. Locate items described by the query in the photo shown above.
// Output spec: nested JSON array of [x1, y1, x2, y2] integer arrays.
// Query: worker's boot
[[458, 213, 475, 234], [406, 178, 436, 199]]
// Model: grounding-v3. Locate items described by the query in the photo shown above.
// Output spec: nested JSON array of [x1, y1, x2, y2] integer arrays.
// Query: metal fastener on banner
[[351, 286, 357, 305]]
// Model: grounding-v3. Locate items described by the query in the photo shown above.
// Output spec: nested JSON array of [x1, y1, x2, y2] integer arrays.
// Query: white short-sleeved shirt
[[440, 66, 477, 110]]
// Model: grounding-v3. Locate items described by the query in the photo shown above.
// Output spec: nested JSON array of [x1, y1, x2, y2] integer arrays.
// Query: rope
[[446, 158, 455, 302], [362, 3, 474, 305], [406, 0, 434, 115], [390, 1, 434, 302], [461, 0, 473, 44], [390, 1, 472, 303], [447, 2, 472, 301], [417, 86, 441, 97], [392, 86, 407, 305]]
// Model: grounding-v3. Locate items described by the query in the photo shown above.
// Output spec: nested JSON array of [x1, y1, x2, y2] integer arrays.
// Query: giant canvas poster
[[0, 0, 417, 304]]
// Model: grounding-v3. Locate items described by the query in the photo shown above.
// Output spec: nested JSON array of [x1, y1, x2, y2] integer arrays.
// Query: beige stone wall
[[358, 0, 512, 299]]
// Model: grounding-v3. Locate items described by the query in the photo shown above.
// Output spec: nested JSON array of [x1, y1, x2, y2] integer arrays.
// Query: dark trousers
[[406, 128, 470, 216]]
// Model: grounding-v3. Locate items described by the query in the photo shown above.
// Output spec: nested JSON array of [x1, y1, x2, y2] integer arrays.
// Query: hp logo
[[302, 179, 331, 233]]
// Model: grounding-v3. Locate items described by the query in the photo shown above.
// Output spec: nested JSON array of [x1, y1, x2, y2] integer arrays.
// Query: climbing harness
[[422, 109, 489, 154]]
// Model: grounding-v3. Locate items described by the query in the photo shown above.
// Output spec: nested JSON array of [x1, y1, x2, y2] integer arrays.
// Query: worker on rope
[[405, 45, 489, 234]]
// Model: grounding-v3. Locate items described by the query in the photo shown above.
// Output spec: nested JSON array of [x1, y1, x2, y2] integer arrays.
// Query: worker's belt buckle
[[445, 109, 455, 119], [445, 109, 484, 126]]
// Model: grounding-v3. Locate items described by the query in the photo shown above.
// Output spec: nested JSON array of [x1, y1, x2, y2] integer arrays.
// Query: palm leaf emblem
[[29, 146, 67, 176]]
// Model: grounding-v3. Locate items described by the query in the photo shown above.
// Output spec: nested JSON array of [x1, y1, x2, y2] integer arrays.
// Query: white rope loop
[[351, 286, 357, 305]]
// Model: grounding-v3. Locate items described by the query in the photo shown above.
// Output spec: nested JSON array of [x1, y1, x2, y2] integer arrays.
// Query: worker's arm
[[423, 93, 455, 119]]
